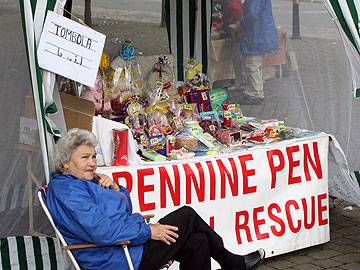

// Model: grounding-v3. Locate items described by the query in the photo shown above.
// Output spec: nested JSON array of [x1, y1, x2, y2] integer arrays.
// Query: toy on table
[[147, 108, 173, 136], [175, 134, 199, 152], [82, 53, 112, 118], [183, 120, 222, 150], [217, 130, 244, 148], [147, 56, 178, 101], [110, 40, 143, 115], [222, 102, 232, 128], [179, 59, 213, 113], [124, 95, 147, 137], [147, 81, 169, 106], [167, 100, 184, 131], [199, 111, 222, 136], [168, 148, 195, 160], [140, 149, 167, 161], [181, 103, 200, 121], [166, 135, 176, 156], [209, 88, 229, 112]]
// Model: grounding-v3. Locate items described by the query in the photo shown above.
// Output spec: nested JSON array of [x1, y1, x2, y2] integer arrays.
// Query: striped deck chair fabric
[[0, 236, 64, 270], [165, 0, 212, 81]]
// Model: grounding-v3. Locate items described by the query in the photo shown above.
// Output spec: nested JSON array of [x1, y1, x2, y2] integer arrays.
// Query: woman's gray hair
[[54, 128, 98, 173]]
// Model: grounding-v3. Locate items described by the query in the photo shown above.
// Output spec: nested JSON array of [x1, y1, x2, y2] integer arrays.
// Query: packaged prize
[[175, 134, 199, 151], [147, 56, 178, 100]]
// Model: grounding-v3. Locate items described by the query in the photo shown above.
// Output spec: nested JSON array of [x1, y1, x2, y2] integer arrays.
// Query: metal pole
[[84, 0, 92, 26], [160, 0, 166, 27], [292, 0, 301, 39]]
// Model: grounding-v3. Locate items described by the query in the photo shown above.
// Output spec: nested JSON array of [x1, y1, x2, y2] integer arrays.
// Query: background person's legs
[[232, 44, 245, 90], [242, 54, 264, 99]]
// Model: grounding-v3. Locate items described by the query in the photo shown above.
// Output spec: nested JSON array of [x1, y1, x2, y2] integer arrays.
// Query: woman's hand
[[95, 173, 120, 191], [150, 224, 179, 245]]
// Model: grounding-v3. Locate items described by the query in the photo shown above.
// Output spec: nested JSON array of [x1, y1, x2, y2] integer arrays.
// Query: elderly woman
[[46, 128, 265, 270]]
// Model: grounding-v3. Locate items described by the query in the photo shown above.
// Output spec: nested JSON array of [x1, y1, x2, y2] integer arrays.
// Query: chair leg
[[122, 245, 135, 270]]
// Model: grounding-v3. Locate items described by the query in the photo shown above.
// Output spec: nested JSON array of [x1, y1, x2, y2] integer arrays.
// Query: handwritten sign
[[37, 11, 106, 87]]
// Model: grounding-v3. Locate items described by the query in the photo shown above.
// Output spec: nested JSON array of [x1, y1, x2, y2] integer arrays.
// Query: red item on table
[[223, 102, 232, 128], [166, 135, 176, 156], [112, 129, 128, 166], [184, 90, 212, 112]]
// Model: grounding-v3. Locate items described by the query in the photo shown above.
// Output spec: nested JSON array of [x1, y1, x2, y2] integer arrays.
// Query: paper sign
[[37, 11, 106, 87]]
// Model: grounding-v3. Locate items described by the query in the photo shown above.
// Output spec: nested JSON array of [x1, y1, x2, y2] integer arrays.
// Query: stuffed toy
[[82, 71, 111, 115]]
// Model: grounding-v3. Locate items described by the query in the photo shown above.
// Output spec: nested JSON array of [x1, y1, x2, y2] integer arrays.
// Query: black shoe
[[244, 248, 265, 270], [240, 95, 264, 105]]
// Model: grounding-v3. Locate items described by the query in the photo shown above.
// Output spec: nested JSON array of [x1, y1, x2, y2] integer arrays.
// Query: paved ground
[[0, 0, 360, 268]]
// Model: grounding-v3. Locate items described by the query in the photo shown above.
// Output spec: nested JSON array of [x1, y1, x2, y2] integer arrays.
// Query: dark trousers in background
[[63, 0, 72, 18], [138, 206, 224, 270]]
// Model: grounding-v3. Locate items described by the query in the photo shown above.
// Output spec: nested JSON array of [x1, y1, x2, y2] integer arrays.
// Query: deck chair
[[0, 235, 64, 269], [38, 186, 173, 270], [38, 186, 135, 270]]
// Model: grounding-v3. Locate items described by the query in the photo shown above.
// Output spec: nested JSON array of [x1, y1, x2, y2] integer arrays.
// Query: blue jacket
[[240, 0, 279, 55], [47, 174, 151, 270]]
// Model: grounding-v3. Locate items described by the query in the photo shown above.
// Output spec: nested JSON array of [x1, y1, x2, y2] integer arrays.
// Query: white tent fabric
[[323, 0, 360, 98], [19, 0, 65, 183]]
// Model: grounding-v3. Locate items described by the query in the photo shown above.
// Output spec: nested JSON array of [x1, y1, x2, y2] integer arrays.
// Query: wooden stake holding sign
[[37, 11, 106, 87]]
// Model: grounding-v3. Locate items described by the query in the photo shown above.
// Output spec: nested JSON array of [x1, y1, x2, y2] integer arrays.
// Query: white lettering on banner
[[37, 11, 106, 87], [97, 135, 330, 257]]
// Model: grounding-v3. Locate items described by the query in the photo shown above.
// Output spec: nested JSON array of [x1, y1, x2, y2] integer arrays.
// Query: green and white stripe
[[351, 170, 360, 186], [19, 0, 65, 182], [165, 0, 212, 81], [323, 0, 360, 98], [0, 236, 63, 269]]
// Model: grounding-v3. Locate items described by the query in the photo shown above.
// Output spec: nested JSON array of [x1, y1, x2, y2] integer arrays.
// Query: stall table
[[97, 133, 330, 267]]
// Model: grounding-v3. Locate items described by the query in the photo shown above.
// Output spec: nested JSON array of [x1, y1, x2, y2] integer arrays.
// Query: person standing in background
[[239, 0, 279, 104], [223, 0, 243, 27], [222, 0, 243, 92]]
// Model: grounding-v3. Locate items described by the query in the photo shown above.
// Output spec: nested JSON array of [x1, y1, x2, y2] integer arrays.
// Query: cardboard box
[[60, 92, 95, 131]]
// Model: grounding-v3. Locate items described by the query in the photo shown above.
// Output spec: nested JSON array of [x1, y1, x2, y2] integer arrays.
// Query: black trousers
[[138, 206, 224, 270]]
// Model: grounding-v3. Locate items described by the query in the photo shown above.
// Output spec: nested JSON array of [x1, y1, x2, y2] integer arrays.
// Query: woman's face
[[65, 144, 97, 180]]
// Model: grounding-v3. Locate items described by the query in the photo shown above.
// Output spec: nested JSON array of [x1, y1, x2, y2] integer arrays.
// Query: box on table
[[60, 92, 95, 132]]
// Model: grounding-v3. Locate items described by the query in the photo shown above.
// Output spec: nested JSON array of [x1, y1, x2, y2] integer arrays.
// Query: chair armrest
[[64, 240, 131, 250], [143, 214, 155, 224], [63, 214, 155, 250], [143, 214, 155, 220]]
